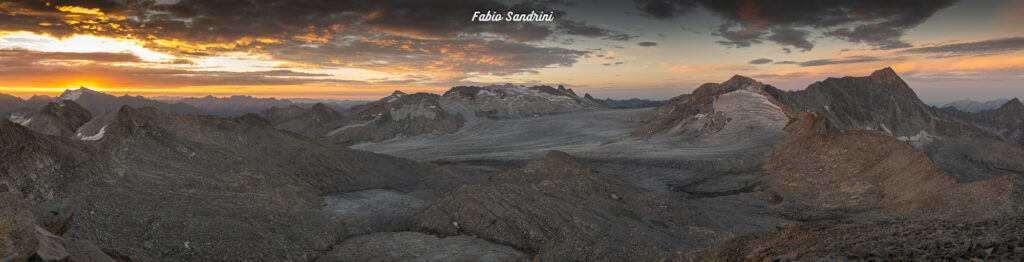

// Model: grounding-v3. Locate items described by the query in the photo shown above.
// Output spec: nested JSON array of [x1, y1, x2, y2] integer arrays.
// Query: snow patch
[[326, 121, 372, 136], [20, 117, 33, 126], [7, 113, 29, 124], [80, 125, 107, 141], [58, 88, 85, 101]]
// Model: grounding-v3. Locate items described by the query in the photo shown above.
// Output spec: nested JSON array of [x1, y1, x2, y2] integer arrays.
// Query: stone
[[34, 225, 69, 262], [0, 192, 39, 262]]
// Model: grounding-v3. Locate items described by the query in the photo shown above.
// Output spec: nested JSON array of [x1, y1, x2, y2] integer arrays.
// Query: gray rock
[[1, 192, 38, 262], [34, 226, 69, 262]]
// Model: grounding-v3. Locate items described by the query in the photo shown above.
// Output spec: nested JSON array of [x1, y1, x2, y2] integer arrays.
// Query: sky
[[0, 0, 1021, 104]]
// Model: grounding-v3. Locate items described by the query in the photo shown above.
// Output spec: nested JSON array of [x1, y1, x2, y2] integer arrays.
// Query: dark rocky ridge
[[935, 98, 1024, 148], [21, 100, 92, 137]]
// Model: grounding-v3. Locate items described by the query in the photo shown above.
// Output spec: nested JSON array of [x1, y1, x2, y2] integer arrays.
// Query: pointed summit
[[1000, 97, 1022, 111], [869, 67, 902, 83]]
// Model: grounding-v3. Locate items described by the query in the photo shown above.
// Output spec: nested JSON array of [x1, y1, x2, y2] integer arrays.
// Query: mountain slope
[[944, 98, 1012, 113], [633, 76, 792, 141], [2, 105, 478, 261], [262, 103, 347, 138], [323, 92, 463, 145], [760, 68, 1024, 182], [419, 151, 720, 261], [440, 84, 604, 120]]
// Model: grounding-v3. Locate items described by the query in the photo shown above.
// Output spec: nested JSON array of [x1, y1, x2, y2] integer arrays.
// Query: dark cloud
[[748, 58, 773, 64], [604, 33, 638, 41], [900, 37, 1024, 54], [774, 60, 797, 64], [556, 20, 635, 40], [799, 55, 880, 67], [711, 23, 764, 48], [632, 0, 698, 19], [766, 28, 813, 51], [0, 49, 143, 66], [632, 0, 958, 51], [272, 36, 589, 80], [637, 41, 658, 47]]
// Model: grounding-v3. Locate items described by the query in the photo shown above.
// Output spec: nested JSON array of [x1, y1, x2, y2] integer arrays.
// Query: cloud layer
[[633, 0, 958, 51]]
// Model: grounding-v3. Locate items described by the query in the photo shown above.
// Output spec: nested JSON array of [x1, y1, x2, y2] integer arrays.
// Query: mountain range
[[0, 68, 1022, 261]]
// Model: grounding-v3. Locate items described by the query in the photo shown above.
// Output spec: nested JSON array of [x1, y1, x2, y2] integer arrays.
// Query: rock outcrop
[[673, 216, 1024, 261], [762, 111, 1024, 220]]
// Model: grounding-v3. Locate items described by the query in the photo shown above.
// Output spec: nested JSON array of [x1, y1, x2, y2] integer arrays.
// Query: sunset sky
[[0, 0, 1022, 103]]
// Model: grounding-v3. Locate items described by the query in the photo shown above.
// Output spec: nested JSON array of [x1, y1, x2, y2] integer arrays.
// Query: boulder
[[0, 192, 39, 262], [30, 199, 75, 236], [34, 225, 69, 262]]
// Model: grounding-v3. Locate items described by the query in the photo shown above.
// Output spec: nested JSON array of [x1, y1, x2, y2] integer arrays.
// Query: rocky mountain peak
[[722, 75, 763, 89], [21, 100, 92, 137], [998, 97, 1023, 112], [869, 67, 900, 81]]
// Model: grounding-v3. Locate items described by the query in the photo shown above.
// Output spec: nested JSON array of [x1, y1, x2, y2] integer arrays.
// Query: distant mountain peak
[[57, 87, 103, 101], [726, 74, 759, 84]]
